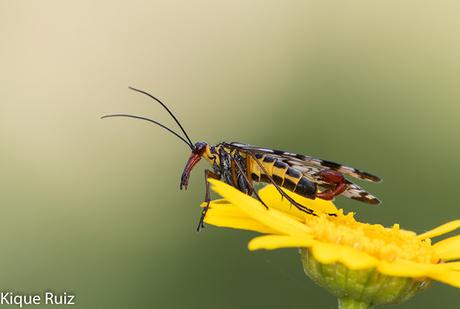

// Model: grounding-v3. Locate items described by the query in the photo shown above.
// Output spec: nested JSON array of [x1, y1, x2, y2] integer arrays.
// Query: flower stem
[[338, 298, 373, 309]]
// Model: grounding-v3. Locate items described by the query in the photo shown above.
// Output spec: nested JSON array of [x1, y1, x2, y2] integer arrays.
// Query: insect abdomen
[[250, 155, 317, 199]]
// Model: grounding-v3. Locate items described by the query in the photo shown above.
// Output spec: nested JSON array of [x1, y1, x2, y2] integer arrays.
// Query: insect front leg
[[197, 170, 220, 232]]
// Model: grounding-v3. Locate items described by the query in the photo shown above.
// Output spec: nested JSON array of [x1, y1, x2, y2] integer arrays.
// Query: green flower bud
[[300, 249, 431, 309]]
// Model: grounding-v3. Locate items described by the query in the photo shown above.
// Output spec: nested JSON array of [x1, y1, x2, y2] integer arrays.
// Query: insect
[[103, 87, 382, 231]]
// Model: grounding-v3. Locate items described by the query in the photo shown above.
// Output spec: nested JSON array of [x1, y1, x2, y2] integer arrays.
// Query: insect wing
[[342, 182, 381, 205], [229, 142, 381, 183], [227, 142, 381, 205]]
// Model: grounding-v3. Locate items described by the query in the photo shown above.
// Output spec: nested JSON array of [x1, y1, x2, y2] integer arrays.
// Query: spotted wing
[[229, 142, 381, 183], [341, 182, 381, 205], [227, 142, 381, 205]]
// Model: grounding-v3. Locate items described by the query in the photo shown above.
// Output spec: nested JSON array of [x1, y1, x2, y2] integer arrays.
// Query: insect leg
[[244, 151, 316, 215], [229, 156, 269, 210], [197, 170, 220, 232]]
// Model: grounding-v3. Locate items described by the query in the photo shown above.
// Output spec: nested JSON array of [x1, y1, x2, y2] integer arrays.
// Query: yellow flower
[[204, 179, 460, 309]]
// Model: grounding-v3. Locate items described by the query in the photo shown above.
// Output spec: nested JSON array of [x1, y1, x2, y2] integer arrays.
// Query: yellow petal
[[433, 235, 460, 261], [204, 198, 305, 223], [202, 203, 244, 216], [377, 260, 435, 277], [378, 261, 460, 288], [205, 214, 277, 234], [209, 179, 312, 236], [429, 269, 460, 288], [248, 234, 314, 250], [258, 185, 338, 219], [311, 242, 377, 269], [200, 199, 229, 208], [201, 200, 277, 233], [201, 198, 275, 233], [444, 262, 460, 271], [417, 220, 460, 239]]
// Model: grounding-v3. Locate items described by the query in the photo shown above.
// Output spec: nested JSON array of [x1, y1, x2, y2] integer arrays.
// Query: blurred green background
[[1, 0, 459, 308]]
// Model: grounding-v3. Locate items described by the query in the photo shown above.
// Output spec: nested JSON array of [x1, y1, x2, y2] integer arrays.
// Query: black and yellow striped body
[[249, 152, 317, 199], [206, 144, 317, 199]]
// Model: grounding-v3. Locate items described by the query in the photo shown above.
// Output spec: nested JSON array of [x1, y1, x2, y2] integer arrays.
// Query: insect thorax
[[210, 144, 250, 194]]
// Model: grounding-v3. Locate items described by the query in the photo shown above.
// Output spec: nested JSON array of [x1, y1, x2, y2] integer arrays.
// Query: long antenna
[[128, 87, 194, 147], [101, 114, 194, 150]]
